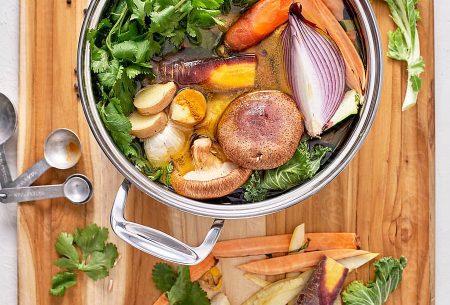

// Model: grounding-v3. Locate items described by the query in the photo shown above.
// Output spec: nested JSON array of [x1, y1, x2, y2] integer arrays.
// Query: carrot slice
[[152, 255, 216, 305], [224, 0, 291, 51], [298, 0, 366, 94], [212, 233, 359, 257], [189, 254, 217, 281], [238, 249, 368, 275], [153, 294, 169, 305]]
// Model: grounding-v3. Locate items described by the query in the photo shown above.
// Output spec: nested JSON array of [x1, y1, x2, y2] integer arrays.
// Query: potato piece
[[169, 89, 207, 126], [129, 111, 168, 139], [134, 82, 177, 115]]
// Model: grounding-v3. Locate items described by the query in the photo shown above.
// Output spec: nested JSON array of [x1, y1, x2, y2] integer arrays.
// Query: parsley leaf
[[152, 263, 178, 292], [49, 224, 119, 297], [50, 272, 77, 297]]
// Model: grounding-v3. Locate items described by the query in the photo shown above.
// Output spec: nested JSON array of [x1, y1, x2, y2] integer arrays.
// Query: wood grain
[[17, 0, 434, 304]]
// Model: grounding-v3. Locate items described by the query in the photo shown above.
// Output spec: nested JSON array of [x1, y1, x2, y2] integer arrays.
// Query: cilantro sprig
[[49, 224, 119, 297], [152, 263, 210, 305], [88, 0, 224, 162]]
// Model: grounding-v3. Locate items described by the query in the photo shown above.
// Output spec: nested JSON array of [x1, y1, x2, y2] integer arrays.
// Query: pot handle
[[110, 179, 224, 265]]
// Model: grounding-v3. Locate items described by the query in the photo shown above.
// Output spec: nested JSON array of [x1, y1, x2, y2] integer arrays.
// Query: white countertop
[[0, 0, 449, 304]]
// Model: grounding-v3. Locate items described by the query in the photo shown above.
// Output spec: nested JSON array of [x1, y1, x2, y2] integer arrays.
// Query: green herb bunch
[[49, 224, 119, 296], [152, 263, 210, 305], [88, 0, 225, 178]]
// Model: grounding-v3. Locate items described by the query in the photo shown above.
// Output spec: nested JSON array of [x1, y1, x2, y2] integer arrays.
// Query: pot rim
[[77, 0, 383, 219]]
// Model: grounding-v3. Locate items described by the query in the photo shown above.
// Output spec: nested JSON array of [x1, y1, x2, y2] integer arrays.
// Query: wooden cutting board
[[17, 0, 435, 304]]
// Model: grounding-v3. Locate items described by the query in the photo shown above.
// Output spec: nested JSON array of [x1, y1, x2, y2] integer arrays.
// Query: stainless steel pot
[[77, 0, 383, 265]]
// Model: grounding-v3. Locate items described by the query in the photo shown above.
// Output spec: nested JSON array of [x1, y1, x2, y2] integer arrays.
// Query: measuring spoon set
[[0, 93, 93, 205]]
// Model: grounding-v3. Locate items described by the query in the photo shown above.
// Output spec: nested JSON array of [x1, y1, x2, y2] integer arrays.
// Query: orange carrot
[[189, 254, 217, 281], [153, 294, 169, 305], [238, 249, 368, 275], [224, 0, 365, 94], [224, 0, 291, 51], [298, 0, 366, 94], [306, 233, 360, 251], [212, 233, 359, 257], [320, 0, 345, 20], [152, 255, 216, 305]]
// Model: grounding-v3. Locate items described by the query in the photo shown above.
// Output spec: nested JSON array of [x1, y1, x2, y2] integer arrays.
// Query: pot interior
[[77, 0, 383, 219]]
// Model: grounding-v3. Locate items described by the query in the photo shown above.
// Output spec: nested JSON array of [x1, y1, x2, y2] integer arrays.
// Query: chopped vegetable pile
[[88, 0, 225, 167], [50, 224, 119, 296], [146, 223, 407, 305]]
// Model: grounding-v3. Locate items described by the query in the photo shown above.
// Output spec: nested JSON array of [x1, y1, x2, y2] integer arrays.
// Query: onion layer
[[282, 3, 346, 137]]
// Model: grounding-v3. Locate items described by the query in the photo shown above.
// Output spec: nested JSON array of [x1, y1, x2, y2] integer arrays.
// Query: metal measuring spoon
[[9, 129, 82, 188], [0, 93, 17, 188], [0, 174, 93, 204]]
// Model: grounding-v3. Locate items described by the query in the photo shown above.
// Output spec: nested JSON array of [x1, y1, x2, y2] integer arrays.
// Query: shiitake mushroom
[[217, 90, 303, 170]]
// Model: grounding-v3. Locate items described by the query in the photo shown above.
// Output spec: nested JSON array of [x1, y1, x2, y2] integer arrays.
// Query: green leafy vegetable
[[153, 263, 178, 292], [243, 171, 268, 202], [261, 141, 331, 190], [384, 0, 425, 111], [49, 272, 77, 297], [89, 0, 225, 179], [243, 141, 331, 202], [342, 256, 407, 305], [151, 263, 210, 305], [49, 224, 119, 297]]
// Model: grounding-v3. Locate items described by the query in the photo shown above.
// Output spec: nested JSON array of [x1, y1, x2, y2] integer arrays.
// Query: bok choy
[[385, 0, 425, 111], [243, 141, 331, 202]]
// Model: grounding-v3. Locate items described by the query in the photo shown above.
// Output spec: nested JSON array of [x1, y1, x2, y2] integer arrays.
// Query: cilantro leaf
[[167, 266, 192, 304], [91, 46, 110, 73], [50, 225, 119, 297], [181, 282, 210, 305], [342, 256, 407, 305], [125, 63, 153, 79], [98, 101, 134, 156], [192, 0, 224, 9], [111, 40, 153, 63], [73, 223, 109, 256], [83, 244, 118, 280], [126, 0, 148, 23], [49, 272, 77, 297], [98, 58, 122, 88], [55, 232, 79, 263], [111, 72, 136, 115], [152, 263, 178, 292]]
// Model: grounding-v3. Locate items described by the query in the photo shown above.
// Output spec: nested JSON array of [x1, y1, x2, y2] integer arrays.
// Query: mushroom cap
[[217, 90, 303, 170], [171, 165, 252, 200]]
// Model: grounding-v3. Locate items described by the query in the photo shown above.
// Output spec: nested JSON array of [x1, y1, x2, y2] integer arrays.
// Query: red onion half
[[282, 3, 346, 137]]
